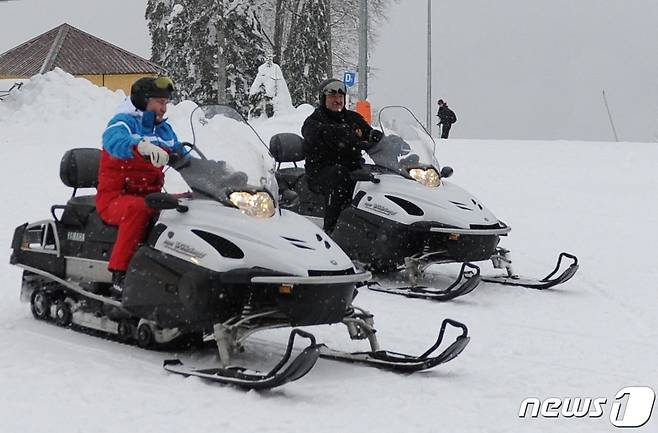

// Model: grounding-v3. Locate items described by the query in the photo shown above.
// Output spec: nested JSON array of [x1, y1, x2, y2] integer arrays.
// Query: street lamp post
[[358, 0, 368, 100], [426, 0, 432, 132]]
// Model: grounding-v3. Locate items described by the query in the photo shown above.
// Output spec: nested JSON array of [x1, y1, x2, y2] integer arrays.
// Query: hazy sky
[[1, 0, 656, 142]]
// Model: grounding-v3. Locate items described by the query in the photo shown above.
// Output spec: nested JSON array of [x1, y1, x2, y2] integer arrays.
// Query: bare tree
[[255, 0, 395, 81]]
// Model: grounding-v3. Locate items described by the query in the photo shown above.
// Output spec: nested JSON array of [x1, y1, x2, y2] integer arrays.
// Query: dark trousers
[[441, 123, 452, 139], [309, 165, 356, 232]]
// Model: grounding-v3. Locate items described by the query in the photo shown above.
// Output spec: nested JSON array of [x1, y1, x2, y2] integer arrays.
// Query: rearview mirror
[[280, 189, 299, 209], [440, 166, 454, 178]]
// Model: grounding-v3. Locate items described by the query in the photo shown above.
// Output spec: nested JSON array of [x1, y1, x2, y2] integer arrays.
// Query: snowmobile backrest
[[269, 133, 305, 163], [60, 148, 100, 189]]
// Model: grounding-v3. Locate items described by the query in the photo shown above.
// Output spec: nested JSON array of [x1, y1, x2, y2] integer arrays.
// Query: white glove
[[137, 140, 169, 168]]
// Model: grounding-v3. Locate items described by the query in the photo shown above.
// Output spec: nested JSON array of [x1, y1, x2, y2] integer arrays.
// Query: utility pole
[[602, 90, 619, 142], [426, 0, 432, 131], [358, 0, 368, 100]]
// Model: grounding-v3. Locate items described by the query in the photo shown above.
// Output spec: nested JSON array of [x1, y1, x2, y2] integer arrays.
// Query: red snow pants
[[98, 195, 157, 272]]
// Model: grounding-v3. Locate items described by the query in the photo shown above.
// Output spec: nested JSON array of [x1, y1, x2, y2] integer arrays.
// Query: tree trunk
[[216, 24, 228, 104], [214, 0, 227, 105], [288, 0, 302, 45], [273, 0, 286, 63], [325, 0, 333, 77]]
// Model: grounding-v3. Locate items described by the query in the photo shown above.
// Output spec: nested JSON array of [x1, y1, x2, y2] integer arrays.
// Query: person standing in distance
[[436, 99, 457, 139]]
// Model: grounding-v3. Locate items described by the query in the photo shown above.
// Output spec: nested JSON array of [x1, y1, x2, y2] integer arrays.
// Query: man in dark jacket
[[436, 99, 457, 139], [302, 78, 383, 233]]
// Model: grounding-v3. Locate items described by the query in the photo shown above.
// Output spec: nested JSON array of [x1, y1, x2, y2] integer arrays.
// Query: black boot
[[323, 195, 341, 234], [110, 270, 126, 297]]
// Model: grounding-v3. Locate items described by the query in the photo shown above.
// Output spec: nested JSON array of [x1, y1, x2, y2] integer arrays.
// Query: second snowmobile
[[9, 104, 470, 389], [271, 106, 579, 300]]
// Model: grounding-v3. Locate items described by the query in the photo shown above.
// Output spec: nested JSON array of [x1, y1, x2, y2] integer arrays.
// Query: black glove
[[368, 129, 384, 143], [357, 140, 376, 151]]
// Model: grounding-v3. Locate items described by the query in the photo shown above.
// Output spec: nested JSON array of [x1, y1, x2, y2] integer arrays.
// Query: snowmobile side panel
[[16, 263, 122, 307], [331, 207, 500, 270], [121, 246, 246, 329], [53, 212, 117, 263], [123, 246, 363, 329], [10, 223, 27, 252], [271, 280, 358, 326], [11, 222, 66, 277]]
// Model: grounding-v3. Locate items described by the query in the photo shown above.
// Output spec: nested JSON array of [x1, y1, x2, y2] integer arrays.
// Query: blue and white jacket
[[102, 98, 183, 159]]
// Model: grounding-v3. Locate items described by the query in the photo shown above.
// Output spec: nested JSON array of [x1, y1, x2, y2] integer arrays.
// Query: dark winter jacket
[[437, 106, 457, 125], [302, 107, 374, 178]]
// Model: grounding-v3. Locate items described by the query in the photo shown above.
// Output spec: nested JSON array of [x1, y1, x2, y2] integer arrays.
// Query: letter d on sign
[[610, 387, 655, 428]]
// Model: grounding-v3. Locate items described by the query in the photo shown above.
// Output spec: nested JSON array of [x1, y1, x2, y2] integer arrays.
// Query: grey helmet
[[318, 78, 346, 107]]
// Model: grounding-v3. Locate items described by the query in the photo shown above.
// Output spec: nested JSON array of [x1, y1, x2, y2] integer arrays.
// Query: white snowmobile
[[271, 106, 579, 301], [9, 104, 470, 389]]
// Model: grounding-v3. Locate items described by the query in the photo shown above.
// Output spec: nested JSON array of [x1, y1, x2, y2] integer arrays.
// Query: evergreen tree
[[282, 0, 331, 106], [146, 0, 266, 115]]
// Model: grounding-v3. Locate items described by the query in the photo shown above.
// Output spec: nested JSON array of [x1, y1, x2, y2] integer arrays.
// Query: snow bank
[[1, 70, 656, 433]]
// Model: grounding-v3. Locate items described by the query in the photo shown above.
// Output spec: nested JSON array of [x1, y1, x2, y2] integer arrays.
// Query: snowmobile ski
[[367, 263, 480, 301], [318, 318, 469, 372], [163, 329, 320, 390], [481, 252, 579, 290]]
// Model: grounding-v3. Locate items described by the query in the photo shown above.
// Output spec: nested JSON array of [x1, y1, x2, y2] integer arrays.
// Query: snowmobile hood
[[155, 199, 358, 277], [353, 174, 507, 232]]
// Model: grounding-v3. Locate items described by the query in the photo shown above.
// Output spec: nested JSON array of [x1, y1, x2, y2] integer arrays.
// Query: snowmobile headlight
[[408, 168, 441, 187], [229, 191, 275, 218]]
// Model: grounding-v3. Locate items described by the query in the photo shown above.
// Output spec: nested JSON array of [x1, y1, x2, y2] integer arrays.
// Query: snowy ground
[[0, 70, 656, 433]]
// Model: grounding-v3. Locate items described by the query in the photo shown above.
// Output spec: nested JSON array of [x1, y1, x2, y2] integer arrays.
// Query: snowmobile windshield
[[173, 104, 279, 205], [367, 106, 440, 174]]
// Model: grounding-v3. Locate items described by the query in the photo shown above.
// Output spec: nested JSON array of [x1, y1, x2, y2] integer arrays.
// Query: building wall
[[0, 73, 158, 95], [78, 73, 158, 94]]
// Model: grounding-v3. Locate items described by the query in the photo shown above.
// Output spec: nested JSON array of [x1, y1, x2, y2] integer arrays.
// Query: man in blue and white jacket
[[97, 76, 184, 294]]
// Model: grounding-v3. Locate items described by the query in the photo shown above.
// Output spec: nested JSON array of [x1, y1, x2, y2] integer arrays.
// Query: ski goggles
[[154, 76, 174, 91], [322, 81, 347, 96]]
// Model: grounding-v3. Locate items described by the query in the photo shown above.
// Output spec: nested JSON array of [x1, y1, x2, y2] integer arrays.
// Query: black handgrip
[[50, 205, 66, 223]]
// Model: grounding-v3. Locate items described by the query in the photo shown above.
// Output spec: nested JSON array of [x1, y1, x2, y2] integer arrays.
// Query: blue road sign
[[343, 71, 356, 87]]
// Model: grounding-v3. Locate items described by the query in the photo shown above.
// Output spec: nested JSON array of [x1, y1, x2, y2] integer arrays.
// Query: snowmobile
[[270, 106, 579, 301], [9, 104, 470, 390]]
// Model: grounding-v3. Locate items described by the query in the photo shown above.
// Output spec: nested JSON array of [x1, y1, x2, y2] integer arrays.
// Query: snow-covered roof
[[0, 23, 166, 76]]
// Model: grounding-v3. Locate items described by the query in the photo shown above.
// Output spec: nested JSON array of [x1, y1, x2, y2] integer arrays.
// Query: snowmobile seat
[[270, 133, 305, 164], [60, 196, 97, 227], [270, 133, 307, 189], [57, 148, 101, 227]]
